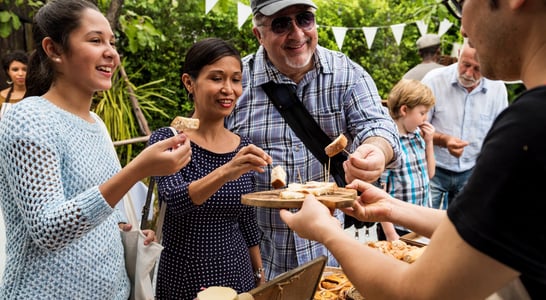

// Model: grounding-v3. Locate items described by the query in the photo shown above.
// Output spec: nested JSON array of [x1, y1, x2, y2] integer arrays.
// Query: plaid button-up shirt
[[226, 45, 401, 280]]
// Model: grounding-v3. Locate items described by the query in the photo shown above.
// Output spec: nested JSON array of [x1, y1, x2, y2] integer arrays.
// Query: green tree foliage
[[3, 0, 524, 164], [0, 0, 43, 38], [117, 0, 462, 121]]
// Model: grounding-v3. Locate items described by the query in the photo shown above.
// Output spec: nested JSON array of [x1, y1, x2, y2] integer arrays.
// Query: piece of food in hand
[[271, 165, 287, 189], [325, 134, 348, 157], [170, 116, 200, 132]]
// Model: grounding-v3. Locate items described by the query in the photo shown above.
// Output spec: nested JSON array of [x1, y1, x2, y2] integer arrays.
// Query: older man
[[226, 0, 401, 279], [422, 42, 508, 209]]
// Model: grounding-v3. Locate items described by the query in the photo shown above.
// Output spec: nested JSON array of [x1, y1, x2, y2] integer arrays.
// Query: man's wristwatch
[[254, 267, 264, 280]]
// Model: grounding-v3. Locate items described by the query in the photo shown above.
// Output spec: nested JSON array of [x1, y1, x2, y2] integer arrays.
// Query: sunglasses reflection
[[268, 11, 316, 35]]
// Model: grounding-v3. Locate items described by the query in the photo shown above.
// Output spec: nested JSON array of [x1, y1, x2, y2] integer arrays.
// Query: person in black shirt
[[280, 0, 546, 298]]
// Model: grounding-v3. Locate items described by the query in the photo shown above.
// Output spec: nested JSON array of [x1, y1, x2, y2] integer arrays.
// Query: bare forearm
[[433, 132, 448, 147], [363, 136, 394, 165], [389, 200, 446, 238], [321, 229, 412, 298], [100, 161, 144, 207], [425, 141, 436, 178]]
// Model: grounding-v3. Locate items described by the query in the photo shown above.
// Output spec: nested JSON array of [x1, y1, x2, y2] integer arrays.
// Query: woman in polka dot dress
[[148, 38, 272, 300]]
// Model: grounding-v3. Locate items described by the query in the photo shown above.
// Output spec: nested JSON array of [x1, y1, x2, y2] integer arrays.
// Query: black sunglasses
[[263, 11, 316, 35], [443, 0, 463, 19]]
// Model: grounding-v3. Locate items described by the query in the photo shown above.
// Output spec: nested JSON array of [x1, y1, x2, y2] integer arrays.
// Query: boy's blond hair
[[386, 79, 436, 120]]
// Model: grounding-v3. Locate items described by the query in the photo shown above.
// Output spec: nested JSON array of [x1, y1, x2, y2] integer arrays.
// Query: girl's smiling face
[[58, 8, 120, 94]]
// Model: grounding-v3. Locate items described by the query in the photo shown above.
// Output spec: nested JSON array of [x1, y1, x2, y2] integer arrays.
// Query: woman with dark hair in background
[[148, 37, 271, 299], [0, 0, 191, 298], [0, 50, 28, 117]]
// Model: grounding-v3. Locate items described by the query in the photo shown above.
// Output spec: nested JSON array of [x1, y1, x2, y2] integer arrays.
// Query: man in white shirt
[[422, 42, 508, 209]]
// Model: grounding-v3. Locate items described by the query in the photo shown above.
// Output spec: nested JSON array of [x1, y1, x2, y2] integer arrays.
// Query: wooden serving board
[[241, 188, 357, 209]]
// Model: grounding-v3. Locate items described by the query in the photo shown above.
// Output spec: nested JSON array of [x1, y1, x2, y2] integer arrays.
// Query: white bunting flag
[[362, 26, 378, 49], [415, 20, 428, 37], [390, 23, 406, 46], [237, 2, 253, 29], [332, 27, 348, 51], [205, 0, 219, 14], [438, 19, 453, 37]]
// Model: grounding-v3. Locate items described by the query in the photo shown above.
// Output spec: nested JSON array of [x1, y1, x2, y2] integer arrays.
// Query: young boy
[[378, 79, 436, 241]]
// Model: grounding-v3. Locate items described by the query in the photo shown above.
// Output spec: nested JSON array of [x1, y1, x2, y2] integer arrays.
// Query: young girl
[[0, 1, 191, 298], [148, 38, 272, 299]]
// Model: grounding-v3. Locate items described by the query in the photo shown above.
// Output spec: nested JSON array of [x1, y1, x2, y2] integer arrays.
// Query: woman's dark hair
[[25, 0, 99, 97], [182, 38, 242, 82], [2, 50, 29, 102]]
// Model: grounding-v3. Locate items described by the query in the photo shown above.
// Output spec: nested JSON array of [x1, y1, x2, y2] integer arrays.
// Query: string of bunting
[[205, 0, 456, 51]]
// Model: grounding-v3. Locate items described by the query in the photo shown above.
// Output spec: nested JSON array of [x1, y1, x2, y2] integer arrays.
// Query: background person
[[0, 50, 28, 116], [281, 0, 546, 298], [377, 79, 436, 241], [148, 38, 271, 300], [0, 1, 191, 298], [422, 42, 508, 209], [0, 50, 29, 279], [402, 34, 443, 81], [226, 0, 401, 280]]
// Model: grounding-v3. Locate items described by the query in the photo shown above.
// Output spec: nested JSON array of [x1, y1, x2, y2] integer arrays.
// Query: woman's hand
[[130, 133, 192, 179], [141, 229, 157, 245], [118, 223, 157, 245], [221, 144, 272, 181]]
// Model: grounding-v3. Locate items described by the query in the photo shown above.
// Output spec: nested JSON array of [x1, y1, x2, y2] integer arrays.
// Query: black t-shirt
[[448, 86, 546, 298]]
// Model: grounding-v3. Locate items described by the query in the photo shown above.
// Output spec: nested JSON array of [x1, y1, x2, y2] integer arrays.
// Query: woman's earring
[[188, 93, 194, 101], [6, 80, 12, 85]]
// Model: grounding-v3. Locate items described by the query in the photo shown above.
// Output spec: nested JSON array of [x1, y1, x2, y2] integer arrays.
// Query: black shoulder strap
[[261, 81, 347, 187], [140, 176, 156, 230]]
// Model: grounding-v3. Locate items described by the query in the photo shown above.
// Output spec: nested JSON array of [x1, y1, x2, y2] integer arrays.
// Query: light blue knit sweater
[[0, 97, 130, 299]]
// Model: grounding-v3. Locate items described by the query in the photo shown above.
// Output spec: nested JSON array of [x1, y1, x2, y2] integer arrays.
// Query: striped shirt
[[226, 45, 401, 279]]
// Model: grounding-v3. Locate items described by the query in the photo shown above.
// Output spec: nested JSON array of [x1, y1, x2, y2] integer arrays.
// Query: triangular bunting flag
[[390, 23, 406, 46], [237, 2, 253, 29], [332, 27, 348, 51], [438, 19, 453, 37], [205, 0, 219, 14], [415, 20, 428, 37], [362, 27, 378, 49]]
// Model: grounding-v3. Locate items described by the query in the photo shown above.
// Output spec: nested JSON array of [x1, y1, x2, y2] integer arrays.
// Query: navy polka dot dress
[[149, 127, 261, 300]]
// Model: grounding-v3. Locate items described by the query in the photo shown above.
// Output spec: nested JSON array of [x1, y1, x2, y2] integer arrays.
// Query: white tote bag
[[121, 193, 164, 300], [0, 102, 12, 120]]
